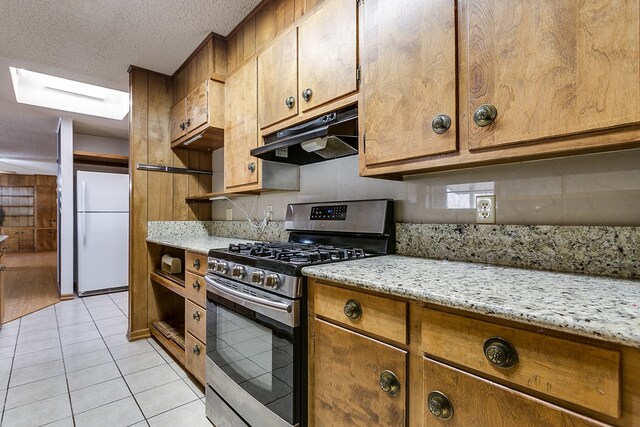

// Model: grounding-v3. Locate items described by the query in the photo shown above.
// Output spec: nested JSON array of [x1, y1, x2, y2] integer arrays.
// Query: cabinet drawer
[[422, 309, 620, 418], [185, 299, 206, 343], [185, 251, 207, 275], [185, 271, 206, 308], [185, 333, 206, 385], [423, 358, 606, 427], [314, 283, 407, 344]]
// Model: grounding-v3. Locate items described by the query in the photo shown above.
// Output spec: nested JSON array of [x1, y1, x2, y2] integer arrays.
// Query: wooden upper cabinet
[[170, 79, 225, 151], [468, 0, 640, 150], [35, 185, 56, 228], [258, 28, 299, 129], [298, 0, 358, 112], [313, 319, 407, 427], [361, 0, 458, 166], [225, 59, 260, 190]]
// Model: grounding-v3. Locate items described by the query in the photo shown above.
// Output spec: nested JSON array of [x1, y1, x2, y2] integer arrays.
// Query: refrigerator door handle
[[81, 180, 87, 246]]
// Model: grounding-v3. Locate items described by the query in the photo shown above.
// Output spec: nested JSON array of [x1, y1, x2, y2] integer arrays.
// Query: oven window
[[207, 293, 300, 424]]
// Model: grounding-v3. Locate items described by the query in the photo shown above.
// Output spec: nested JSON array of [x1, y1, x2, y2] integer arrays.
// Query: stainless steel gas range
[[204, 199, 395, 427]]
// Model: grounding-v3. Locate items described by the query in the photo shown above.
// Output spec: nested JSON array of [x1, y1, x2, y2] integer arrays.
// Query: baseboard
[[60, 293, 75, 301], [128, 328, 151, 341]]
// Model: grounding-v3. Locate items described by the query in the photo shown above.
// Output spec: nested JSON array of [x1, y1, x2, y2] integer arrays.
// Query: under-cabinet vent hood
[[250, 107, 358, 165]]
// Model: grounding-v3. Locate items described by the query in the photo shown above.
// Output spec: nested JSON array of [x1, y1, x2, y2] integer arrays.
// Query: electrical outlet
[[476, 195, 496, 224], [266, 205, 273, 221], [226, 208, 233, 221]]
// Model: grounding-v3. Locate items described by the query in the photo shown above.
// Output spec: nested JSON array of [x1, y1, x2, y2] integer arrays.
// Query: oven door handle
[[205, 276, 293, 313]]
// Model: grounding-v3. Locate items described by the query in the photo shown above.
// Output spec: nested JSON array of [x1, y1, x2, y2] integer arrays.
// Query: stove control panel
[[310, 204, 347, 220]]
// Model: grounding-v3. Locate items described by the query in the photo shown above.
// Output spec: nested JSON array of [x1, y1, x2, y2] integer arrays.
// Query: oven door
[[205, 274, 303, 427]]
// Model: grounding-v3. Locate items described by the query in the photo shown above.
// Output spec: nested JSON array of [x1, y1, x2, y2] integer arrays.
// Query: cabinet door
[[298, 0, 357, 112], [35, 185, 56, 228], [361, 0, 457, 166], [169, 98, 187, 143], [225, 59, 260, 190], [313, 319, 406, 427], [17, 228, 33, 252], [423, 358, 604, 426], [258, 28, 299, 128], [468, 0, 640, 150], [186, 81, 209, 133], [35, 229, 56, 252]]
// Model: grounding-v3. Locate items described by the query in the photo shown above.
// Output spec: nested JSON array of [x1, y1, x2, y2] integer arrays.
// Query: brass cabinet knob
[[179, 122, 186, 131], [473, 104, 498, 127], [343, 299, 362, 320], [192, 344, 201, 355], [427, 391, 454, 420], [248, 162, 256, 173], [185, 118, 191, 128], [483, 337, 518, 369], [0, 265, 5, 272], [192, 280, 200, 291], [431, 114, 452, 134], [193, 259, 200, 270], [193, 311, 201, 321], [302, 88, 313, 102], [285, 96, 295, 109], [379, 370, 401, 396]]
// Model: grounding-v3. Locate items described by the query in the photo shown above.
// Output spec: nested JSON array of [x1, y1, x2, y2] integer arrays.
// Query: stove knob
[[251, 271, 265, 285], [264, 274, 280, 289], [232, 265, 245, 279], [215, 261, 228, 273]]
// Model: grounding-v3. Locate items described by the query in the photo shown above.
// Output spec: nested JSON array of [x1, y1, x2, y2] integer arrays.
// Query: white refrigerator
[[76, 171, 129, 296]]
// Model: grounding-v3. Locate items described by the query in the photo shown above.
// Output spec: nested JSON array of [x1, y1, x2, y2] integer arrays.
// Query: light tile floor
[[0, 291, 211, 427]]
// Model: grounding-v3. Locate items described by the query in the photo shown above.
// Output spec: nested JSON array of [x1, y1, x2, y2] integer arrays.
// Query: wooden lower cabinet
[[185, 332, 206, 384], [35, 228, 56, 252], [422, 358, 605, 427], [1, 228, 34, 253], [312, 318, 407, 427]]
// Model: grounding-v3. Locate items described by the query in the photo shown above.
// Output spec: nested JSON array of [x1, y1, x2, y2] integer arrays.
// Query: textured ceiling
[[0, 0, 261, 164]]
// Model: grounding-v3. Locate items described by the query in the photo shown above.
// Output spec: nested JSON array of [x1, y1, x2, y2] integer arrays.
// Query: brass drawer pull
[[473, 104, 497, 127], [192, 279, 201, 291], [379, 370, 401, 396], [192, 311, 201, 321], [302, 88, 313, 102], [285, 96, 295, 109], [428, 391, 453, 420], [431, 114, 452, 134], [192, 344, 201, 355], [343, 299, 362, 320], [192, 259, 200, 270], [483, 336, 518, 369]]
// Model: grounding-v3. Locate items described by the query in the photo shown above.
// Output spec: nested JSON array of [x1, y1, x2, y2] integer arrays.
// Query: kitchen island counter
[[302, 255, 640, 348]]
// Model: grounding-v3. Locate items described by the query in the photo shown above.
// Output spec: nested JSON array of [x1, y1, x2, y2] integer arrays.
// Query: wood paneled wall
[[226, 0, 326, 73], [128, 67, 212, 339]]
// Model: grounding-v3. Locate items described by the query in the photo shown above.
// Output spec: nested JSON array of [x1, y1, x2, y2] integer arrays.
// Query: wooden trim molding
[[60, 293, 75, 301], [127, 328, 151, 341]]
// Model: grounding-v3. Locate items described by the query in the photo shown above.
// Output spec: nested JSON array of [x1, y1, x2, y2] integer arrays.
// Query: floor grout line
[[0, 317, 21, 426], [53, 301, 78, 427]]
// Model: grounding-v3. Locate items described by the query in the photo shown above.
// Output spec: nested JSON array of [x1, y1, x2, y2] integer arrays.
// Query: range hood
[[250, 107, 358, 165]]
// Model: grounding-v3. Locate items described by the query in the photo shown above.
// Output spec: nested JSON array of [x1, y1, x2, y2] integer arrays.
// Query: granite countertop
[[302, 255, 640, 348], [146, 235, 248, 254], [0, 235, 7, 244]]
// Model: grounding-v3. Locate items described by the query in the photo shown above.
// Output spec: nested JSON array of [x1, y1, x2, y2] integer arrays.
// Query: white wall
[[0, 158, 57, 175], [212, 148, 640, 226], [73, 133, 128, 156], [58, 118, 74, 297]]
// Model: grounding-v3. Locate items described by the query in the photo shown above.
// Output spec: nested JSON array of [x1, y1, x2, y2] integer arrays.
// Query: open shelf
[[150, 320, 185, 364], [150, 269, 185, 298], [185, 190, 260, 203], [73, 151, 129, 167]]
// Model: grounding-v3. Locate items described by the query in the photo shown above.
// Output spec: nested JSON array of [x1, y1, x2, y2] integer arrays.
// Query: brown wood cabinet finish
[[422, 308, 621, 418], [467, 0, 640, 151], [224, 59, 260, 191], [360, 0, 458, 166], [35, 229, 56, 252], [258, 28, 299, 128], [298, 0, 357, 112], [185, 251, 207, 275], [35, 185, 56, 228], [169, 98, 187, 142], [423, 358, 607, 427], [312, 319, 407, 427], [184, 271, 206, 309], [185, 332, 206, 384], [185, 299, 206, 343], [314, 282, 407, 344]]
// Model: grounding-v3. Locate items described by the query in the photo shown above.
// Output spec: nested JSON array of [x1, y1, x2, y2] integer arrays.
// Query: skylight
[[9, 67, 129, 120]]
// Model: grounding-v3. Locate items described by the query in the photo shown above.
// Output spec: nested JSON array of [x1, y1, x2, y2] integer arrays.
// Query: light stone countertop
[[146, 235, 251, 254], [302, 255, 640, 348], [0, 235, 7, 244]]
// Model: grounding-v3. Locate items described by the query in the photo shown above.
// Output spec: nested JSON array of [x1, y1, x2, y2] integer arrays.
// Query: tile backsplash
[[211, 148, 640, 226]]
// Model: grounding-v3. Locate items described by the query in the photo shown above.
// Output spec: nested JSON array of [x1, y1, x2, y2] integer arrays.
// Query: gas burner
[[224, 242, 367, 265]]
